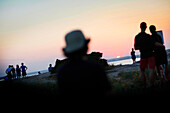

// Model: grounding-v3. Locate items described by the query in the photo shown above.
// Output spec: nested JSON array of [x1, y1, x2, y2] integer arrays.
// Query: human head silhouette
[[63, 30, 90, 58], [140, 22, 147, 32], [21, 63, 24, 66], [16, 65, 19, 68], [149, 25, 156, 34]]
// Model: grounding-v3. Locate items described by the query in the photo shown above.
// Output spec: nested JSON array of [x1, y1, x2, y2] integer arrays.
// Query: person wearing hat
[[56, 30, 111, 98]]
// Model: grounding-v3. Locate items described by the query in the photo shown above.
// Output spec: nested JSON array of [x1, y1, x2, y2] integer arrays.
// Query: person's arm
[[154, 42, 165, 48], [5, 69, 8, 74], [134, 36, 140, 50]]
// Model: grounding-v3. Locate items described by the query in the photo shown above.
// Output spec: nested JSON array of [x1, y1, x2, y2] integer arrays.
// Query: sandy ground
[[17, 63, 140, 84], [16, 72, 56, 84], [106, 63, 140, 77], [16, 57, 170, 83]]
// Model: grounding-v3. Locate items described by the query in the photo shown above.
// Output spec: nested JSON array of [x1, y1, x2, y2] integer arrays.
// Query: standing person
[[20, 63, 27, 78], [11, 65, 16, 79], [48, 64, 53, 73], [56, 30, 111, 98], [149, 25, 169, 82], [16, 65, 21, 79], [134, 22, 156, 87], [5, 65, 12, 81], [131, 48, 136, 64]]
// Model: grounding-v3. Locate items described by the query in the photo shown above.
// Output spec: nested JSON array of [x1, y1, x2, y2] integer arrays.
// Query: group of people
[[56, 22, 168, 98], [134, 22, 168, 87], [4, 22, 168, 97], [5, 63, 27, 81]]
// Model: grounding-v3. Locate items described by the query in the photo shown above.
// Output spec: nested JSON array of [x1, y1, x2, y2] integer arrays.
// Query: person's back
[[21, 65, 26, 72], [135, 32, 154, 59], [57, 59, 110, 97], [56, 30, 111, 98], [20, 63, 27, 77]]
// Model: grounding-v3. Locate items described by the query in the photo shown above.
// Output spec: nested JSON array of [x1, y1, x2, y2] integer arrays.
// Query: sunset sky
[[0, 0, 170, 75]]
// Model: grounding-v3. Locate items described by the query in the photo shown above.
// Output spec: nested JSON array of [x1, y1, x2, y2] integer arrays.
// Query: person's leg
[[140, 58, 147, 87], [149, 69, 154, 87], [141, 68, 146, 87], [148, 56, 156, 88]]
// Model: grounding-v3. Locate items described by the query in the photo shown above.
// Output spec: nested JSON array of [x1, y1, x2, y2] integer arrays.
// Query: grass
[[109, 61, 170, 96], [1, 62, 170, 99]]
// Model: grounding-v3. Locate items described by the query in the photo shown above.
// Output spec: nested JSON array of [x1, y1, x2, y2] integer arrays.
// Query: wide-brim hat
[[64, 30, 90, 53]]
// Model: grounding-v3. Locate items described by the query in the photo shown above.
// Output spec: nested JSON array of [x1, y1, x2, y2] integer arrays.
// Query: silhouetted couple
[[56, 30, 111, 99], [134, 22, 168, 88]]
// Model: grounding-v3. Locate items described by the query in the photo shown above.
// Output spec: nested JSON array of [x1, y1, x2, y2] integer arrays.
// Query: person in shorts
[[134, 22, 156, 87], [20, 63, 28, 77]]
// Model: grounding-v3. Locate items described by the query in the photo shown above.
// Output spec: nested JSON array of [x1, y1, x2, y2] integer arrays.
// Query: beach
[[17, 64, 140, 84]]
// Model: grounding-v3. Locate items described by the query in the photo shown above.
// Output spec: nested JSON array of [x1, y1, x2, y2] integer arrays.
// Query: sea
[[107, 58, 140, 66]]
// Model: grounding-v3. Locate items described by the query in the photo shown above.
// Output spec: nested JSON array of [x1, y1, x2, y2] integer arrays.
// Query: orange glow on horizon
[[116, 56, 121, 58], [0, 0, 170, 74]]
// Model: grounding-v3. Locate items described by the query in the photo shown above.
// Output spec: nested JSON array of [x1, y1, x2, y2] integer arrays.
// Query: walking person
[[131, 48, 136, 64], [149, 25, 169, 82], [134, 22, 156, 88], [56, 30, 111, 99], [20, 63, 27, 78], [16, 65, 21, 79]]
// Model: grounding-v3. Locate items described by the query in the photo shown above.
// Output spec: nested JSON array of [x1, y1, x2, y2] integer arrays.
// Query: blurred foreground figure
[[56, 30, 111, 98]]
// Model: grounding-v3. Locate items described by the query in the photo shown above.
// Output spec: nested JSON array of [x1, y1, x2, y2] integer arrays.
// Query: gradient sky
[[0, 0, 170, 75]]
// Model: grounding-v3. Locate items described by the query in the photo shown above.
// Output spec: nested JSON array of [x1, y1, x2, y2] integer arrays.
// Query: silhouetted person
[[16, 65, 21, 79], [20, 63, 27, 77], [149, 25, 169, 82], [131, 48, 136, 64], [48, 64, 53, 73], [134, 22, 156, 87], [11, 65, 16, 79], [38, 71, 41, 75], [5, 65, 12, 81], [56, 30, 111, 99]]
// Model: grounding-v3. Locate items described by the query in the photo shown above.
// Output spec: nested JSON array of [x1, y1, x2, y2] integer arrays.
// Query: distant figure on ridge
[[16, 65, 21, 79], [149, 25, 169, 82], [48, 64, 53, 73], [131, 48, 136, 64], [20, 63, 27, 77], [11, 65, 16, 79], [5, 65, 12, 81], [56, 30, 111, 98]]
